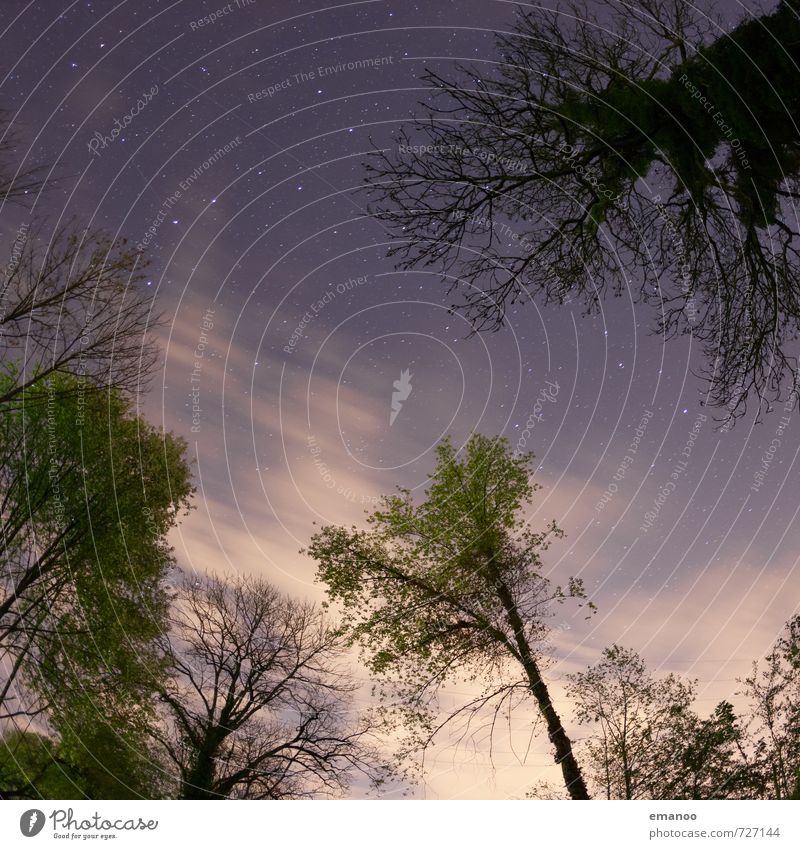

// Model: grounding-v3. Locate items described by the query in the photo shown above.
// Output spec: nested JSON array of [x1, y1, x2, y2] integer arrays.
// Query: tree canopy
[[568, 645, 754, 799], [0, 371, 193, 797], [156, 573, 392, 799], [366, 0, 800, 422], [309, 433, 595, 799], [741, 615, 800, 799]]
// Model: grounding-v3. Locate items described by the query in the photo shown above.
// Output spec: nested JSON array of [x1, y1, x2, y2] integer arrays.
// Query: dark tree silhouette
[[0, 114, 161, 408], [741, 615, 800, 799], [0, 224, 161, 408], [568, 645, 755, 799], [366, 0, 800, 422], [156, 573, 390, 799]]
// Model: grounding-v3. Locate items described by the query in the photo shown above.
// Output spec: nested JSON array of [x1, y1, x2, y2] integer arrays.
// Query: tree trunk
[[495, 580, 590, 799], [182, 736, 224, 799], [522, 651, 591, 799]]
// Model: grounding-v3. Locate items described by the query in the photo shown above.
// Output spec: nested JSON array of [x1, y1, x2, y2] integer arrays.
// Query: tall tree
[[0, 114, 189, 799], [156, 573, 391, 799], [0, 371, 193, 730], [567, 645, 753, 799], [308, 433, 595, 799], [365, 0, 800, 421], [741, 615, 800, 799]]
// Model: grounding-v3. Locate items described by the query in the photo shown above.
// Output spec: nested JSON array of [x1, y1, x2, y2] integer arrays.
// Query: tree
[[0, 224, 161, 408], [0, 110, 159, 407], [308, 433, 595, 799], [365, 0, 800, 422], [567, 645, 753, 799], [0, 115, 189, 799], [155, 572, 391, 799], [741, 615, 800, 799], [0, 726, 170, 801], [0, 370, 194, 730], [0, 731, 75, 800]]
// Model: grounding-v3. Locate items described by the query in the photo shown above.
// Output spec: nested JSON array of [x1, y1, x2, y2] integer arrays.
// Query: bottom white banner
[[0, 800, 797, 848]]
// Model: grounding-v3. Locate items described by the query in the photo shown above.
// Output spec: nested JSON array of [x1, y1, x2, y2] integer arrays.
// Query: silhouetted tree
[[308, 434, 595, 799], [156, 573, 391, 799], [0, 225, 161, 407], [568, 645, 753, 798], [0, 113, 161, 408], [741, 615, 800, 799], [0, 114, 188, 800], [366, 0, 800, 422]]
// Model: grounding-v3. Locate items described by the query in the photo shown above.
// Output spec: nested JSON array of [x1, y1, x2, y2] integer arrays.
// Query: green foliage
[[308, 434, 593, 764], [742, 615, 800, 800], [569, 645, 754, 799], [0, 726, 170, 800], [0, 370, 193, 797], [0, 732, 79, 799]]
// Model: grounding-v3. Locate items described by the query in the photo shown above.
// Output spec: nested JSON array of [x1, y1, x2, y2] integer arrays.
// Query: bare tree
[[0, 111, 159, 406], [365, 0, 800, 422], [1, 223, 160, 408], [156, 573, 392, 799]]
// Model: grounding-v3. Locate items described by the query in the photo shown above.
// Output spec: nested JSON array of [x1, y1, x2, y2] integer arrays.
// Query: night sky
[[2, 0, 798, 797]]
